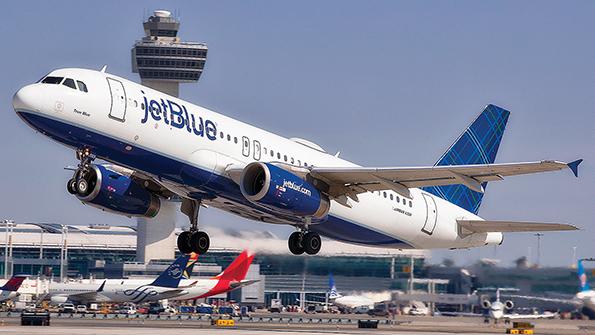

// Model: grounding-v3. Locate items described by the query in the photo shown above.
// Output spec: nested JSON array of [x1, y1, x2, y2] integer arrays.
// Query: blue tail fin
[[151, 254, 193, 288], [578, 259, 590, 292], [422, 104, 510, 214]]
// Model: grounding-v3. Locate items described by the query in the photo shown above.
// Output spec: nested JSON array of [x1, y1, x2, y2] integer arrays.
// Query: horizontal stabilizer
[[457, 220, 578, 233]]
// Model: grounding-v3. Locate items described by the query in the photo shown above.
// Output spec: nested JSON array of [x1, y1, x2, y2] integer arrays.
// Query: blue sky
[[1, 1, 593, 266]]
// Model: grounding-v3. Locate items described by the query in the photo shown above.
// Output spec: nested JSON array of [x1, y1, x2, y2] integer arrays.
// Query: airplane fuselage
[[13, 68, 502, 250]]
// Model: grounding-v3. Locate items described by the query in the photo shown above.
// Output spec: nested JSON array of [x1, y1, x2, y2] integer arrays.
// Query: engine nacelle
[[76, 164, 160, 218], [50, 295, 68, 305], [240, 162, 329, 218], [481, 299, 492, 309], [504, 300, 514, 310]]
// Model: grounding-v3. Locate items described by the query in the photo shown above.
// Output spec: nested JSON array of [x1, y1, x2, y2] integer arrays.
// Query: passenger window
[[219, 132, 224, 139], [403, 198, 406, 204], [383, 192, 387, 198], [291, 157, 294, 164], [234, 137, 238, 144], [409, 200, 412, 207], [277, 153, 281, 159], [227, 134, 231, 141], [76, 80, 88, 92], [270, 150, 274, 157], [141, 102, 145, 110], [284, 155, 287, 162], [62, 78, 76, 90], [389, 194, 393, 200], [396, 196, 400, 202], [297, 160, 301, 166], [41, 76, 63, 84]]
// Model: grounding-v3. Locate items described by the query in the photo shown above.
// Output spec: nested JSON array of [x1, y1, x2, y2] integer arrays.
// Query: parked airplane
[[442, 288, 556, 323], [503, 259, 595, 319], [326, 274, 375, 311], [47, 253, 198, 304], [0, 275, 27, 302], [12, 68, 582, 255], [46, 251, 256, 304]]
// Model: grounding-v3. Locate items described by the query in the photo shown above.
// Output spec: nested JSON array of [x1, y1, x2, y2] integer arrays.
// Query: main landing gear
[[288, 230, 321, 255], [66, 148, 96, 197], [177, 199, 210, 255]]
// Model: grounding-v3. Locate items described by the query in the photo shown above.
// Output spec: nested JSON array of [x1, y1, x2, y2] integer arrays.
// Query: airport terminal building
[[0, 221, 428, 306]]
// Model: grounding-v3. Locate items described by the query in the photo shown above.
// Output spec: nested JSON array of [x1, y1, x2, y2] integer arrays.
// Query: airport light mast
[[131, 10, 208, 262]]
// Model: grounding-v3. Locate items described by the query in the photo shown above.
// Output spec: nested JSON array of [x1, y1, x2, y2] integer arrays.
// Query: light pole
[[534, 233, 543, 267]]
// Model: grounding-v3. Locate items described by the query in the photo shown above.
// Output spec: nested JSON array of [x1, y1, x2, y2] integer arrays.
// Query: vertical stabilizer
[[151, 254, 191, 288], [423, 104, 510, 214], [578, 259, 591, 292], [0, 275, 27, 292], [328, 273, 341, 299]]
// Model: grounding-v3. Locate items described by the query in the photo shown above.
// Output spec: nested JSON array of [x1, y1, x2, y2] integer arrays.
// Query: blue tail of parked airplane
[[328, 273, 341, 299], [151, 253, 197, 288], [423, 104, 510, 214], [578, 259, 591, 292]]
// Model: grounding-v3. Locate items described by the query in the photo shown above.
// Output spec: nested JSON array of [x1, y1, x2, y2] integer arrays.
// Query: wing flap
[[457, 220, 578, 233]]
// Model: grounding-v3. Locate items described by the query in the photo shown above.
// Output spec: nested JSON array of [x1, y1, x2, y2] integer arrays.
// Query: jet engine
[[240, 162, 329, 218], [504, 300, 514, 310], [481, 299, 492, 309], [68, 164, 160, 218]]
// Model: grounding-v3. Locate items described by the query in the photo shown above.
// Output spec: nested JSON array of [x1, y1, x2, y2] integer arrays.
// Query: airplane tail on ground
[[328, 273, 342, 299], [183, 253, 199, 279], [216, 250, 254, 282], [423, 104, 510, 214], [0, 275, 27, 291], [151, 254, 193, 288], [578, 259, 591, 292]]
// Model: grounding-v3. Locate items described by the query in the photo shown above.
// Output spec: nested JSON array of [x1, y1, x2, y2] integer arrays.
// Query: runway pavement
[[0, 315, 593, 334]]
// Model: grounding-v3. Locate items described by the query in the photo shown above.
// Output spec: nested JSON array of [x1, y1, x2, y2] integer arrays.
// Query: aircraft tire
[[288, 232, 304, 255], [76, 178, 90, 196], [67, 179, 77, 195], [190, 231, 210, 254], [177, 231, 193, 254], [303, 232, 321, 255]]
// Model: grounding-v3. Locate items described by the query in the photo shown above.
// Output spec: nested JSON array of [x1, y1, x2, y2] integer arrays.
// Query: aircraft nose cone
[[12, 85, 38, 112]]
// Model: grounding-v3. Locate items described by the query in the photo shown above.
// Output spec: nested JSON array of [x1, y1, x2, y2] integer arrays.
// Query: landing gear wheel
[[288, 231, 304, 255], [303, 232, 322, 255], [177, 231, 193, 254], [190, 231, 210, 254], [67, 179, 77, 195], [76, 178, 90, 196]]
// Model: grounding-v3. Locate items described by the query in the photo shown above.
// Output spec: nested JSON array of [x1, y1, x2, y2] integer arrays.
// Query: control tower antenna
[[132, 9, 208, 97]]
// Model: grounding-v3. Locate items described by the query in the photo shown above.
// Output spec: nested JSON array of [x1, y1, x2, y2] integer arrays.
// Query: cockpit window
[[77, 80, 88, 92], [62, 78, 76, 90], [41, 76, 64, 84]]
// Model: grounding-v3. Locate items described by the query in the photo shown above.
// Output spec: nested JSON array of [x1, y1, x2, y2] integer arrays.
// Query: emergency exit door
[[421, 193, 438, 235], [107, 78, 127, 121]]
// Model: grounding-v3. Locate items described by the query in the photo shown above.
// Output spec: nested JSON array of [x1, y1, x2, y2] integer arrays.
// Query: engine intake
[[75, 164, 160, 218], [240, 162, 329, 218], [504, 300, 514, 310]]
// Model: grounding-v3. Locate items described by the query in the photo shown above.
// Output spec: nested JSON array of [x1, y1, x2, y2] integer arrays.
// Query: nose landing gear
[[67, 148, 96, 197], [178, 199, 210, 255], [288, 230, 321, 255]]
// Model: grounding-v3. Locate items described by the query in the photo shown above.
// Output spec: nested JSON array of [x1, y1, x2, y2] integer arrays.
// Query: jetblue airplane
[[12, 68, 582, 255]]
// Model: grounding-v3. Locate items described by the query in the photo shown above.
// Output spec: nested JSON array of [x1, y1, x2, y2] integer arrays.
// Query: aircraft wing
[[309, 160, 581, 200], [156, 289, 188, 300], [457, 220, 578, 233], [504, 312, 557, 320]]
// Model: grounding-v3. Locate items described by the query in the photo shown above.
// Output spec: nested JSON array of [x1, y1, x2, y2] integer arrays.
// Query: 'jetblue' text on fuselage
[[141, 96, 217, 141]]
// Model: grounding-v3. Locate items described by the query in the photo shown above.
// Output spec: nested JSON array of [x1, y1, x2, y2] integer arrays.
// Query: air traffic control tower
[[132, 10, 207, 98], [131, 10, 208, 262]]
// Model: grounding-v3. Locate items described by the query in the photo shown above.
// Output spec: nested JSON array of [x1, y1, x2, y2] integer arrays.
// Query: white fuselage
[[48, 278, 223, 304], [13, 68, 502, 250]]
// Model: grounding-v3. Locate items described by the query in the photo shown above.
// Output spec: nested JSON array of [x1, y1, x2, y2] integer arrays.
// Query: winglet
[[97, 280, 106, 292], [567, 159, 583, 177], [100, 65, 107, 73]]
